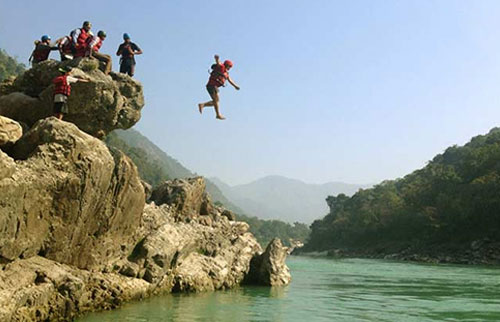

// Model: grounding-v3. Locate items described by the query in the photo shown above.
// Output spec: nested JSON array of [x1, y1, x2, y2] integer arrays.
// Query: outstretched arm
[[227, 76, 240, 90]]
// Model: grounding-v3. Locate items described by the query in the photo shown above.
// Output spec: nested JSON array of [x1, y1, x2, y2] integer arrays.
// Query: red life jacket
[[53, 75, 71, 96], [61, 36, 73, 54], [75, 28, 90, 57], [208, 63, 228, 87], [85, 36, 102, 52], [32, 44, 51, 63]]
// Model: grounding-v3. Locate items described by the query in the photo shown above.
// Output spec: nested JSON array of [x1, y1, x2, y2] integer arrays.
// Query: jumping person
[[87, 30, 112, 74], [71, 21, 92, 58], [29, 35, 58, 65], [52, 66, 89, 120], [198, 54, 240, 120], [116, 33, 142, 77]]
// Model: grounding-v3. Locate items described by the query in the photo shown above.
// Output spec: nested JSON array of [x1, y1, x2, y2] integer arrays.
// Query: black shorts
[[206, 85, 219, 97], [120, 58, 136, 76], [53, 101, 68, 114]]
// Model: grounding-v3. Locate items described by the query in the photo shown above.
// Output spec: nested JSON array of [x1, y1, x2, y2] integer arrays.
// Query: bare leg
[[209, 91, 225, 120], [55, 113, 63, 120]]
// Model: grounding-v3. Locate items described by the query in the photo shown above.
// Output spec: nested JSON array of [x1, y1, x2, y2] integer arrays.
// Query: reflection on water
[[79, 257, 500, 322]]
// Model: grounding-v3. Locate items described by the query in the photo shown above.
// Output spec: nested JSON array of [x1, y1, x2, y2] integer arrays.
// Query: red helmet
[[224, 60, 233, 68]]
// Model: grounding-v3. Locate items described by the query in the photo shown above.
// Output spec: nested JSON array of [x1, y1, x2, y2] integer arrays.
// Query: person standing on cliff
[[198, 54, 240, 120], [52, 66, 89, 120], [116, 33, 142, 77]]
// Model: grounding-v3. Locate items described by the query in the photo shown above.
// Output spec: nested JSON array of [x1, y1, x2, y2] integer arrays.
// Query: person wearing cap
[[29, 35, 58, 65], [87, 30, 112, 75], [71, 21, 92, 58], [116, 33, 142, 77], [52, 66, 89, 120], [198, 54, 240, 120]]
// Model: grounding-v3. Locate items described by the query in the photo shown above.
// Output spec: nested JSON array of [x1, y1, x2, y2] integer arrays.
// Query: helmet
[[41, 35, 51, 42], [223, 60, 233, 68], [123, 33, 130, 40], [97, 30, 106, 38]]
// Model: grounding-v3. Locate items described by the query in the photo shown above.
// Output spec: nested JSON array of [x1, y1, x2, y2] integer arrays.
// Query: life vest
[[86, 36, 102, 52], [53, 75, 71, 96], [32, 44, 51, 63], [208, 63, 228, 87], [75, 28, 90, 57], [60, 36, 73, 54]]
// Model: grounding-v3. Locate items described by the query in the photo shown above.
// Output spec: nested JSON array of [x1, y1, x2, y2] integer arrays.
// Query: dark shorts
[[206, 85, 219, 97], [53, 102, 68, 114], [120, 58, 136, 76]]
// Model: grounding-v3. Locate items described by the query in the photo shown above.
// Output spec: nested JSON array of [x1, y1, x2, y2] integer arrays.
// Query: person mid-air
[[198, 54, 240, 120]]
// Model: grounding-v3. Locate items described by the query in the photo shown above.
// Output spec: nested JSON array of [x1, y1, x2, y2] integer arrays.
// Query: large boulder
[[0, 58, 144, 137], [0, 116, 22, 145], [0, 118, 145, 269], [150, 177, 216, 221], [244, 238, 292, 286]]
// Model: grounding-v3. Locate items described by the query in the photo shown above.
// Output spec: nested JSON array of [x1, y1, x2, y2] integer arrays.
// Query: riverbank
[[296, 239, 500, 265]]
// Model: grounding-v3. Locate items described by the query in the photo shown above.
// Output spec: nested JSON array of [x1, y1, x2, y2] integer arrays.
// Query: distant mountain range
[[210, 176, 369, 223]]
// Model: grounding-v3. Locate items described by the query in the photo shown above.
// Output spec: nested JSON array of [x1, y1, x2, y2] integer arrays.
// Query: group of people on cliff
[[32, 21, 240, 122], [29, 21, 142, 77]]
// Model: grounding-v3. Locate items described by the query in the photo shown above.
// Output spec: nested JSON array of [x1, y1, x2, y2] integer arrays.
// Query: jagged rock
[[0, 256, 150, 322], [0, 116, 22, 146], [0, 58, 144, 137], [221, 209, 236, 221], [0, 118, 144, 269], [0, 150, 16, 180], [122, 202, 262, 290], [141, 180, 153, 201], [244, 238, 291, 286], [150, 177, 215, 220]]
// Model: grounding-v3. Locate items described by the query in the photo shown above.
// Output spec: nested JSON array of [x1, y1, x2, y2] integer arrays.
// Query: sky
[[2, 0, 500, 185]]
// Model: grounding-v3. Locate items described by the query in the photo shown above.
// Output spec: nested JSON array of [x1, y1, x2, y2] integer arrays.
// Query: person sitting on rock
[[52, 66, 89, 120], [29, 35, 58, 65], [71, 21, 92, 58], [116, 33, 142, 77], [198, 54, 240, 120], [86, 30, 112, 75], [55, 35, 73, 61]]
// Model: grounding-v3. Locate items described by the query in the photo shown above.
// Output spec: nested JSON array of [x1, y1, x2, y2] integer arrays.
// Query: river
[[79, 256, 500, 321]]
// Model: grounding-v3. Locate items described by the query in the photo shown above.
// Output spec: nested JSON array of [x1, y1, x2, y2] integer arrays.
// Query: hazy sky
[[2, 0, 500, 185]]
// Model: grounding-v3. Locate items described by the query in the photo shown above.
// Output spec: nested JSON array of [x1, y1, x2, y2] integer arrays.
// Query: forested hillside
[[304, 128, 500, 254], [0, 49, 25, 81]]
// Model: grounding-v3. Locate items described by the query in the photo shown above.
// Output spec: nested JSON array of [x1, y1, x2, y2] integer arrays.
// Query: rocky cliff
[[0, 59, 290, 321]]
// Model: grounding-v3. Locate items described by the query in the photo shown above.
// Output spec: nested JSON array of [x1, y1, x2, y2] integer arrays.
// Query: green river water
[[79, 256, 500, 322]]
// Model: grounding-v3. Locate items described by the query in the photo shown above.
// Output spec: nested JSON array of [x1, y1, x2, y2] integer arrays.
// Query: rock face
[[0, 58, 144, 137], [0, 118, 145, 270], [244, 238, 292, 286], [0, 116, 22, 145], [0, 62, 290, 321]]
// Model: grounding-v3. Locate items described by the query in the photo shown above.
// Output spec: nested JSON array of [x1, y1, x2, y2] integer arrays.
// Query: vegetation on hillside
[[304, 128, 500, 252], [0, 49, 25, 81], [236, 213, 310, 247], [105, 131, 170, 186]]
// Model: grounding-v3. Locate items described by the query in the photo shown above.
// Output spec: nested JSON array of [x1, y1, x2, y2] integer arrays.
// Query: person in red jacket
[[87, 30, 112, 74], [71, 21, 92, 58], [52, 66, 89, 120], [198, 55, 240, 120]]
